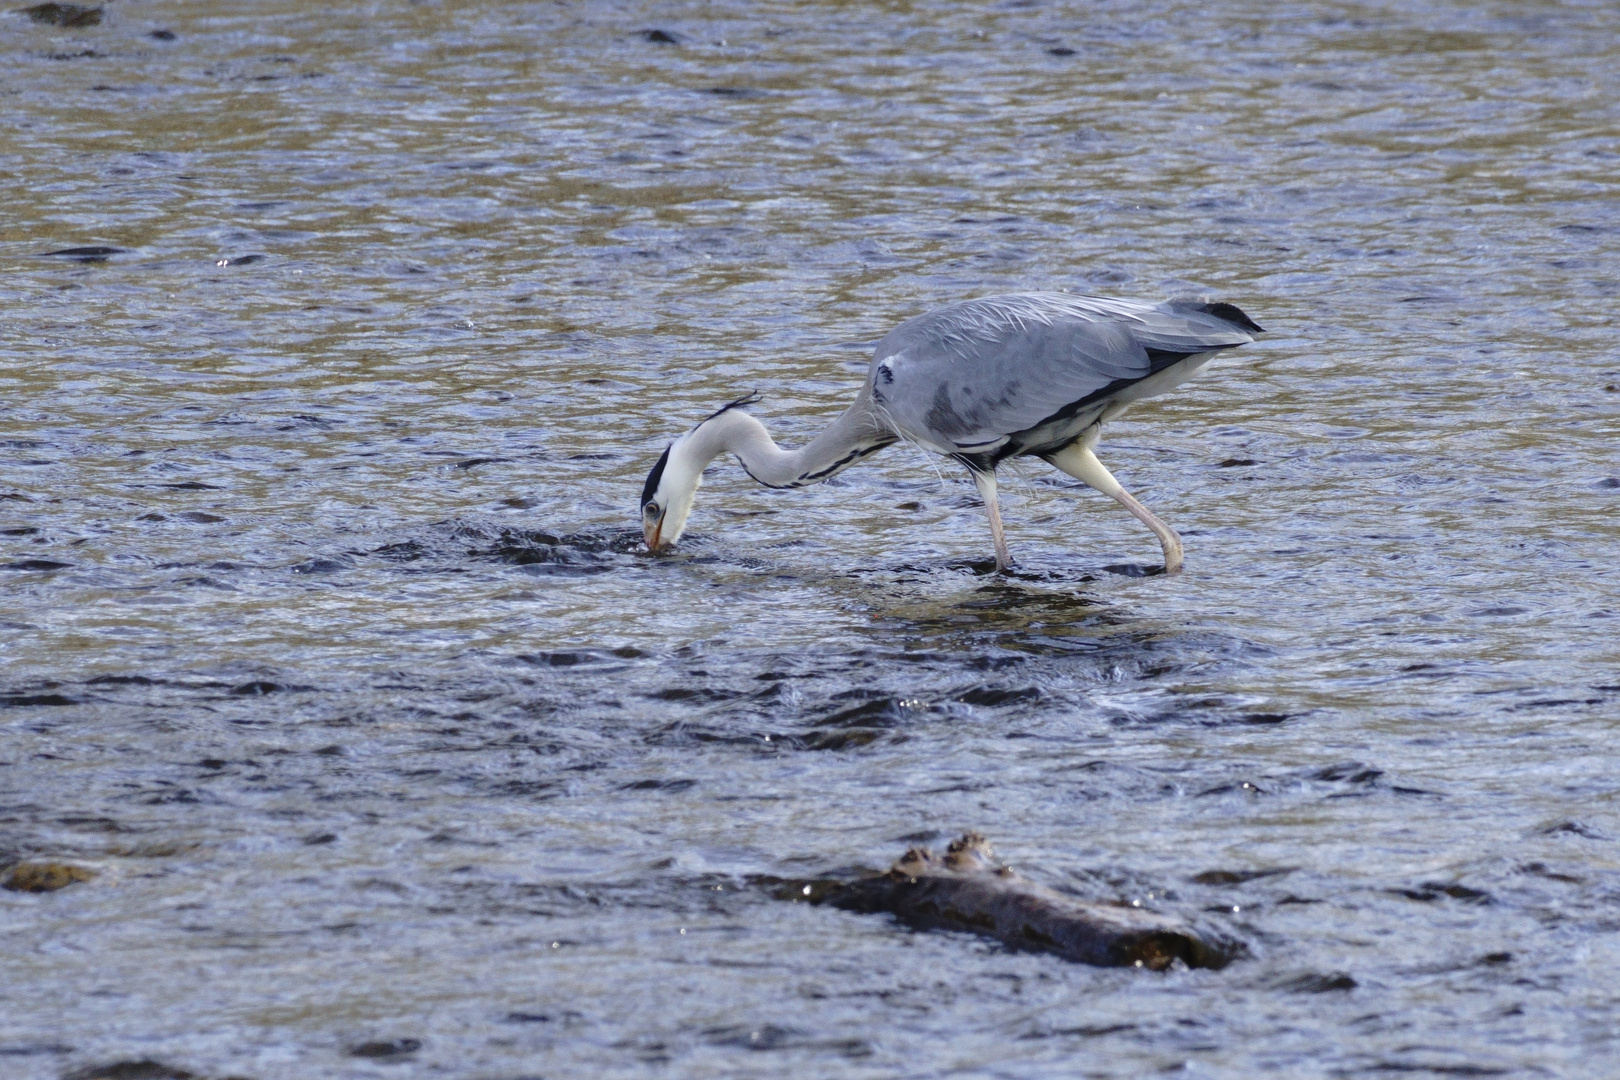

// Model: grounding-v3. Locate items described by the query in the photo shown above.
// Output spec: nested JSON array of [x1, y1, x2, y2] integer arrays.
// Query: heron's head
[[640, 436, 702, 553]]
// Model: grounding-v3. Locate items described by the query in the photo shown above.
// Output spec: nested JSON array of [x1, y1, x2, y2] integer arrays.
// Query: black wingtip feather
[[641, 445, 671, 508], [1199, 302, 1266, 334]]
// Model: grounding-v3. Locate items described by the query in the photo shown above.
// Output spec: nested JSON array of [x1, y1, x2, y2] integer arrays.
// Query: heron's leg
[[970, 469, 1011, 572], [1045, 443, 1183, 573]]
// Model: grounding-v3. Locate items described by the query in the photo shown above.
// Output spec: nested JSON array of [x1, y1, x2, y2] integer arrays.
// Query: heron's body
[[640, 292, 1264, 572]]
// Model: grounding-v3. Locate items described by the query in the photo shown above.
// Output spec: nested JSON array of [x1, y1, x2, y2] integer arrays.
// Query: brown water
[[3, 1, 1619, 1077]]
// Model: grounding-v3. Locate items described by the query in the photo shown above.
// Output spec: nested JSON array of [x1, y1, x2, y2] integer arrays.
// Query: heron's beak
[[644, 519, 663, 553]]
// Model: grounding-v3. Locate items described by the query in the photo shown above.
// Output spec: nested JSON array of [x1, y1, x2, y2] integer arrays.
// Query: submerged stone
[[3, 860, 96, 892], [19, 3, 102, 27], [790, 833, 1238, 970], [64, 1062, 195, 1080]]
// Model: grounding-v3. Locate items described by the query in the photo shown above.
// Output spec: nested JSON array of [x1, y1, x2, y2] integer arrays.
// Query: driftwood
[[791, 833, 1236, 970]]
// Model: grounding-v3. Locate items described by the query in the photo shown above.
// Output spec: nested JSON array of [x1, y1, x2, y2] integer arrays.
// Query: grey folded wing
[[867, 292, 1255, 454]]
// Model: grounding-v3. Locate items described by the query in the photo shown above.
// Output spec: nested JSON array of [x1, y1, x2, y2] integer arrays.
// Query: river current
[[3, 1, 1619, 1077]]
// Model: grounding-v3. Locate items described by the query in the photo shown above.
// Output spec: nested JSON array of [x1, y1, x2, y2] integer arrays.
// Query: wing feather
[[868, 293, 1253, 453]]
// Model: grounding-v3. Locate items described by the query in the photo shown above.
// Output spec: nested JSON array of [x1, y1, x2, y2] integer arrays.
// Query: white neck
[[678, 397, 895, 490], [648, 394, 896, 549]]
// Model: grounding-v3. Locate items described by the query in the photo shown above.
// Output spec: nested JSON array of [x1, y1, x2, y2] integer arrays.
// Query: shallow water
[[3, 0, 1619, 1076]]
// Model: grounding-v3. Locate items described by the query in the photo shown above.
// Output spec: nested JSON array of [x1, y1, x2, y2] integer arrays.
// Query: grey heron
[[640, 293, 1264, 573]]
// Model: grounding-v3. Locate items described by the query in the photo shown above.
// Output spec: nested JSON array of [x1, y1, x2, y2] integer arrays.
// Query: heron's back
[[868, 293, 1259, 458]]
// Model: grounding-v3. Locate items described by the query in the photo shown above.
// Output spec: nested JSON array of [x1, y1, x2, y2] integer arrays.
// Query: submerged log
[[794, 833, 1237, 970]]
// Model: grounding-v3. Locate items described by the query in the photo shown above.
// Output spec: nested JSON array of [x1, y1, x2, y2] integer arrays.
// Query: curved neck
[[683, 397, 895, 490]]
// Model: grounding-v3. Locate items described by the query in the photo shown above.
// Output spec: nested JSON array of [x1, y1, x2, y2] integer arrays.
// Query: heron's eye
[[643, 503, 661, 519]]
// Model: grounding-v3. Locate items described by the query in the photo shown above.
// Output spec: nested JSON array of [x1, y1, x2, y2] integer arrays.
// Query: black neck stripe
[[641, 445, 671, 507]]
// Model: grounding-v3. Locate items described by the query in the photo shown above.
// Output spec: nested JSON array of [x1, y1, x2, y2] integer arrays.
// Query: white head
[[639, 433, 706, 553], [640, 394, 766, 553]]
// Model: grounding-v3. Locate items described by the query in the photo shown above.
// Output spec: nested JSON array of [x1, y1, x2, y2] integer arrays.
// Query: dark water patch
[[55, 814, 127, 832], [0, 692, 76, 706], [464, 525, 642, 575], [149, 28, 175, 40], [63, 1063, 194, 1080], [644, 686, 739, 703], [1021, 1022, 1136, 1039], [703, 1024, 871, 1057], [1197, 780, 1267, 797], [38, 245, 121, 261], [642, 28, 681, 44], [158, 481, 222, 491], [1311, 762, 1384, 784], [798, 728, 887, 751], [84, 674, 163, 687], [349, 1039, 420, 1059], [1274, 971, 1357, 993], [1, 559, 73, 571], [620, 778, 697, 792], [18, 2, 101, 27], [511, 648, 641, 668], [1100, 562, 1164, 577], [0, 1043, 73, 1056], [368, 541, 427, 562], [1507, 697, 1602, 711], [1539, 820, 1607, 840], [955, 685, 1040, 707], [1396, 882, 1491, 905], [1360, 1064, 1507, 1076], [1063, 760, 1185, 801], [1193, 867, 1295, 886], [289, 556, 352, 574], [645, 721, 776, 750], [230, 680, 308, 696], [818, 695, 929, 729]]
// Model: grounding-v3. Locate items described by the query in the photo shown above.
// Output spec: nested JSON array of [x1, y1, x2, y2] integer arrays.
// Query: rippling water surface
[[4, 1, 1619, 1076]]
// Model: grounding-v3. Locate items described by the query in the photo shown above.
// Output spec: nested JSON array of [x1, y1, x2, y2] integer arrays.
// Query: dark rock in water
[[1274, 971, 1357, 993], [19, 3, 102, 27], [0, 692, 77, 706], [792, 833, 1237, 970], [643, 28, 681, 44], [349, 1039, 421, 1059], [39, 245, 124, 262], [150, 28, 176, 40], [3, 860, 95, 892], [64, 1063, 194, 1080]]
